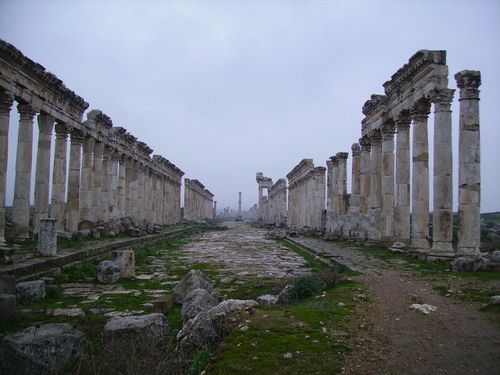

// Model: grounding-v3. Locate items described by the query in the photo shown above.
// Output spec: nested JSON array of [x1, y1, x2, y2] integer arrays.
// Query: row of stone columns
[[183, 179, 214, 221], [268, 178, 287, 226]]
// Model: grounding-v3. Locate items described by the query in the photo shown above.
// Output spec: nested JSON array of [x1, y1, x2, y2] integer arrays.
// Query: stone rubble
[[16, 280, 46, 301], [103, 312, 169, 345]]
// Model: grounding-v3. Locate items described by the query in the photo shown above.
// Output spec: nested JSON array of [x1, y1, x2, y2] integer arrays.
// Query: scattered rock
[[177, 299, 257, 351], [16, 280, 46, 301], [173, 269, 213, 304], [182, 288, 217, 323], [409, 303, 437, 314], [111, 250, 135, 278], [96, 260, 121, 284], [490, 295, 500, 305], [277, 284, 293, 305], [256, 294, 278, 307], [0, 294, 16, 318], [50, 308, 85, 317], [284, 352, 293, 359], [103, 313, 169, 345], [0, 323, 86, 375], [450, 256, 489, 272]]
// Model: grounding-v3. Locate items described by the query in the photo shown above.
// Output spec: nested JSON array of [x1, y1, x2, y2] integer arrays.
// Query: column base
[[456, 246, 481, 257], [428, 241, 455, 260], [410, 238, 430, 258], [389, 241, 408, 253]]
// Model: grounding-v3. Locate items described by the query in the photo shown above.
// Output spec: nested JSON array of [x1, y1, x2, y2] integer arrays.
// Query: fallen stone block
[[103, 313, 169, 345], [111, 250, 135, 278], [182, 288, 217, 323], [0, 323, 86, 375], [16, 280, 46, 301], [256, 294, 278, 307], [0, 294, 16, 318], [173, 269, 213, 304], [277, 284, 294, 305], [97, 260, 121, 284], [409, 303, 437, 314], [37, 218, 58, 257], [450, 256, 489, 272]]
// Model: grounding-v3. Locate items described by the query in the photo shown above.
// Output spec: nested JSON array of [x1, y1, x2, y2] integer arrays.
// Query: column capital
[[70, 129, 85, 144], [359, 135, 371, 153], [17, 102, 37, 121], [0, 90, 14, 115], [330, 155, 339, 166], [336, 152, 349, 161], [55, 123, 69, 139], [431, 88, 455, 112], [351, 143, 361, 156], [93, 140, 105, 156], [381, 121, 395, 141], [37, 112, 55, 134], [395, 111, 411, 130], [411, 99, 431, 122], [370, 129, 382, 146], [455, 70, 481, 100]]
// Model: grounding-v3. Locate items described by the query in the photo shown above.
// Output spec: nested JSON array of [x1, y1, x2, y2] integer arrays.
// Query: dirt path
[[292, 237, 500, 375]]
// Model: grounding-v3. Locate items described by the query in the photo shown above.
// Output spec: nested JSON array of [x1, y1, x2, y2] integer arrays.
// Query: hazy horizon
[[1, 0, 499, 213]]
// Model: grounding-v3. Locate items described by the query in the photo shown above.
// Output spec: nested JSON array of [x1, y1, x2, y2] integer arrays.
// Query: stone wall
[[0, 39, 206, 241], [183, 179, 214, 221]]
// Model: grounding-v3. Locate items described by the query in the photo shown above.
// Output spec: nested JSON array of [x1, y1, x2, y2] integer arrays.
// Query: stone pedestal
[[34, 113, 55, 233], [37, 218, 57, 256], [430, 89, 455, 257], [411, 100, 431, 253], [0, 91, 14, 240], [12, 103, 37, 240], [51, 124, 68, 231], [455, 70, 482, 256]]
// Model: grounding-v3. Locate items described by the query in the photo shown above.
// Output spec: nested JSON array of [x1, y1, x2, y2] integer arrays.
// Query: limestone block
[[111, 250, 135, 278], [256, 294, 278, 307], [37, 218, 57, 256], [173, 269, 213, 304], [103, 313, 168, 345], [0, 294, 16, 318], [0, 323, 86, 375], [181, 288, 217, 322], [16, 280, 46, 301], [96, 260, 121, 284]]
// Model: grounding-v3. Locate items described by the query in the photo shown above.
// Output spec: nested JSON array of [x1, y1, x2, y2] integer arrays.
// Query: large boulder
[[182, 288, 217, 323], [16, 280, 46, 301], [96, 260, 121, 284], [103, 313, 168, 345], [111, 250, 135, 278], [173, 270, 213, 304], [177, 299, 257, 351], [0, 323, 86, 375]]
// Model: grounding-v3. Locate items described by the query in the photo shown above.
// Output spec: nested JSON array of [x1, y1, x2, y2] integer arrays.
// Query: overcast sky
[[1, 0, 499, 212]]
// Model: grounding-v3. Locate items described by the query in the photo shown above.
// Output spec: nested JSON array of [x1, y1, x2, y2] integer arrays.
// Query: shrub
[[319, 270, 344, 288], [289, 275, 325, 302]]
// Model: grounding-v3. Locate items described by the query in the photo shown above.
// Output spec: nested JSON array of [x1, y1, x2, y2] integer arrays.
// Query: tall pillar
[[137, 165, 144, 221], [101, 146, 111, 221], [238, 192, 242, 214], [92, 141, 104, 221], [336, 152, 348, 215], [381, 122, 395, 243], [326, 160, 333, 218], [394, 113, 411, 246], [66, 130, 84, 232], [80, 135, 95, 224], [258, 186, 263, 221], [12, 103, 37, 240], [34, 113, 55, 233], [124, 157, 133, 216], [369, 130, 382, 241], [109, 152, 119, 219], [117, 157, 126, 217], [51, 123, 69, 231], [455, 70, 482, 256], [0, 91, 14, 241], [359, 136, 371, 216], [411, 99, 431, 253], [430, 89, 455, 257], [349, 143, 361, 213], [131, 160, 139, 219]]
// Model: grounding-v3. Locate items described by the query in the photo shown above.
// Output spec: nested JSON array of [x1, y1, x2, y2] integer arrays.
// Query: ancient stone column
[[12, 103, 37, 240], [109, 152, 119, 218], [349, 143, 361, 213], [455, 70, 482, 256], [0, 91, 14, 241], [368, 130, 382, 241], [117, 157, 126, 218], [131, 160, 139, 219], [80, 135, 95, 224], [92, 141, 104, 220], [124, 157, 133, 216], [34, 113, 55, 233], [136, 166, 144, 221], [50, 123, 69, 231], [359, 136, 371, 216], [238, 192, 242, 214], [430, 89, 455, 257], [258, 186, 263, 221], [394, 113, 411, 246], [411, 99, 431, 253], [66, 130, 84, 232], [336, 152, 348, 215], [101, 146, 111, 221], [326, 160, 333, 219], [37, 218, 57, 256], [381, 122, 395, 243]]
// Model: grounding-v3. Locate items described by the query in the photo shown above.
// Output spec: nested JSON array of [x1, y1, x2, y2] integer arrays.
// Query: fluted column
[[92, 141, 104, 221], [359, 136, 371, 216], [411, 99, 431, 253], [349, 143, 361, 213], [80, 135, 95, 223], [381, 122, 395, 243], [66, 130, 84, 232], [12, 103, 37, 240], [456, 70, 482, 256], [394, 114, 411, 246], [0, 91, 14, 241], [51, 124, 69, 231], [101, 146, 111, 221], [430, 89, 455, 257]]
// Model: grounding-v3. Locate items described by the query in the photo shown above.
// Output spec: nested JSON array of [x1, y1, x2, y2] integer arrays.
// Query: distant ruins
[[0, 39, 215, 243], [256, 50, 482, 260]]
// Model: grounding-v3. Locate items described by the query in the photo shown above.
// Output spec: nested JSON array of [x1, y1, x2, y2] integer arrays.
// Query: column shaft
[[66, 130, 83, 232], [0, 91, 14, 240], [92, 141, 104, 220], [80, 136, 95, 224], [381, 123, 395, 243], [359, 136, 371, 216], [51, 124, 69, 231]]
